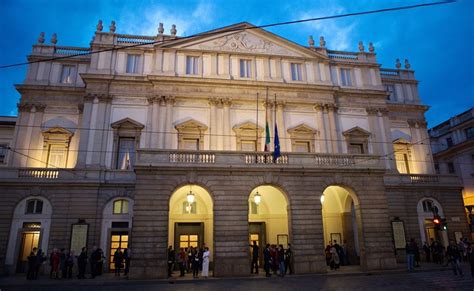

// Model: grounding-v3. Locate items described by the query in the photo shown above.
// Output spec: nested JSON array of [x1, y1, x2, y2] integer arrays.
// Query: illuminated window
[[395, 153, 410, 174], [186, 56, 199, 75], [26, 199, 43, 214], [60, 65, 75, 84], [113, 199, 129, 214], [240, 59, 251, 78], [340, 68, 352, 86], [179, 234, 199, 249], [117, 137, 136, 170], [290, 63, 302, 81], [47, 144, 67, 168], [182, 202, 197, 214]]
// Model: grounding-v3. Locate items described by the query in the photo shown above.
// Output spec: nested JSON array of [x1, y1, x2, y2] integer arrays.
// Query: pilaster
[[314, 104, 327, 153]]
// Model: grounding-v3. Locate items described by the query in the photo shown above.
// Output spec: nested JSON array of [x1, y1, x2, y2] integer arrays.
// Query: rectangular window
[[47, 145, 67, 168], [250, 201, 258, 215], [465, 127, 474, 140], [340, 68, 352, 86], [446, 137, 453, 148], [117, 138, 136, 169], [294, 141, 311, 153], [241, 140, 256, 151], [290, 63, 302, 81], [434, 163, 440, 174], [240, 59, 251, 78], [385, 85, 396, 101], [186, 56, 199, 75], [126, 54, 140, 74], [60, 65, 75, 84], [348, 143, 364, 154], [447, 162, 455, 173], [183, 138, 199, 150], [0, 144, 7, 163]]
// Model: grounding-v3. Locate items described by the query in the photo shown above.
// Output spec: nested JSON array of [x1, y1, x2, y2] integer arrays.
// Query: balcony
[[136, 150, 384, 170], [384, 173, 462, 187]]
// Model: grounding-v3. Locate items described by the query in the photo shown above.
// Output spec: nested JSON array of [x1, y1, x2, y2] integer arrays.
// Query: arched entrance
[[321, 185, 361, 266], [417, 198, 448, 247], [5, 196, 52, 274], [248, 185, 289, 273], [168, 184, 213, 277]]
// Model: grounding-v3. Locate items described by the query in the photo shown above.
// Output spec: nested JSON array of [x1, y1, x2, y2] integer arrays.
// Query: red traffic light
[[433, 218, 441, 224]]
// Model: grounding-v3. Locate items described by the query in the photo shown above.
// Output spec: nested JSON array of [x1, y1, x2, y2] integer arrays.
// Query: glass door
[[16, 231, 40, 273], [109, 231, 128, 270]]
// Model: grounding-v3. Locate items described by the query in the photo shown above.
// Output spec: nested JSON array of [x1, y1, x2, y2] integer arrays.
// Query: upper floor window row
[[291, 63, 303, 81], [340, 68, 352, 86], [240, 59, 252, 78], [186, 56, 199, 75]]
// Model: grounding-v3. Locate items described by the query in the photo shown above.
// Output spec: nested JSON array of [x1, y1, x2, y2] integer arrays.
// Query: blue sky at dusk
[[0, 0, 472, 127]]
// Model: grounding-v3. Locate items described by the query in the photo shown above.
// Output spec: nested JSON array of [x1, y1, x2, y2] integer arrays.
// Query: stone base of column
[[213, 257, 249, 277]]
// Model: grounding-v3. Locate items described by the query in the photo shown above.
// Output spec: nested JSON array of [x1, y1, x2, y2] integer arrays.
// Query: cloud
[[116, 1, 216, 37], [296, 3, 358, 51]]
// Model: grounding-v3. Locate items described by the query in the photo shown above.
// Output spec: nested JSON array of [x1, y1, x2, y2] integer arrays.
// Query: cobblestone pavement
[[1, 268, 473, 291]]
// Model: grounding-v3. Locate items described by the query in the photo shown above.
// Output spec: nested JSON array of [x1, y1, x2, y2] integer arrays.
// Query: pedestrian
[[26, 247, 37, 280], [413, 240, 421, 267], [423, 241, 431, 262], [341, 240, 349, 266], [123, 248, 131, 277], [59, 248, 67, 279], [178, 248, 186, 277], [114, 248, 124, 277], [34, 249, 46, 280], [405, 239, 416, 271], [263, 244, 271, 277], [430, 238, 437, 263], [325, 242, 332, 266], [97, 248, 105, 276], [278, 245, 285, 277], [469, 244, 474, 278], [285, 243, 293, 275], [192, 248, 200, 278], [446, 240, 463, 276], [167, 245, 175, 278], [77, 247, 88, 279], [49, 248, 60, 279], [201, 247, 210, 278], [65, 251, 74, 279], [250, 241, 259, 274], [187, 247, 193, 273], [333, 240, 344, 267], [90, 246, 99, 278], [329, 244, 340, 270], [270, 245, 278, 274]]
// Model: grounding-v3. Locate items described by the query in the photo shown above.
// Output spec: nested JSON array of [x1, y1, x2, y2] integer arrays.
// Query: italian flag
[[264, 119, 271, 152]]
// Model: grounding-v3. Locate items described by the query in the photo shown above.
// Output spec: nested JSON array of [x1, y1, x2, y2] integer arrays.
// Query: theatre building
[[0, 21, 469, 277]]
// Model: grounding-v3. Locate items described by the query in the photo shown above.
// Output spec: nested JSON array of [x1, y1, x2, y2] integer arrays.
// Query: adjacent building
[[0, 21, 469, 278], [429, 108, 474, 237]]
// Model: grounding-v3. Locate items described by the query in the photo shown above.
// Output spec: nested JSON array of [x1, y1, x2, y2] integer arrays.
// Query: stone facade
[[0, 21, 469, 277]]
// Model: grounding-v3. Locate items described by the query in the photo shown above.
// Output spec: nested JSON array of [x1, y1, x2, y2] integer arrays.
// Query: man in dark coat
[[26, 247, 37, 280], [77, 247, 87, 279], [250, 241, 259, 274], [263, 244, 271, 277], [90, 247, 99, 278], [285, 243, 293, 275], [167, 246, 175, 278]]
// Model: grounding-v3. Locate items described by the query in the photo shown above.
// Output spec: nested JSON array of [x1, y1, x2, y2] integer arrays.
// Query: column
[[158, 97, 167, 149], [145, 97, 153, 148], [276, 101, 286, 152], [85, 96, 99, 165], [150, 96, 161, 148], [408, 119, 423, 173], [22, 105, 36, 167], [209, 98, 219, 150], [326, 104, 339, 154], [314, 104, 327, 153], [76, 95, 94, 167], [99, 96, 113, 167], [366, 107, 383, 156], [222, 98, 232, 150], [377, 108, 393, 169], [27, 104, 46, 166], [164, 96, 176, 149]]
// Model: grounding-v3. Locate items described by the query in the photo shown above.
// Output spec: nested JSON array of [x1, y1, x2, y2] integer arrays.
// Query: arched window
[[25, 199, 43, 214], [422, 199, 438, 214], [113, 199, 129, 214]]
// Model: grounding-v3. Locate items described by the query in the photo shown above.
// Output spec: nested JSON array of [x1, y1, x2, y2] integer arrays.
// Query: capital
[[313, 103, 324, 112], [366, 107, 378, 115], [164, 96, 176, 105], [34, 104, 47, 112], [221, 97, 232, 107], [17, 102, 32, 112], [208, 97, 220, 106], [325, 103, 337, 112]]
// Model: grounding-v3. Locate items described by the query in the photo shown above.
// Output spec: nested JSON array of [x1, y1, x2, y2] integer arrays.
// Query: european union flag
[[273, 123, 281, 162]]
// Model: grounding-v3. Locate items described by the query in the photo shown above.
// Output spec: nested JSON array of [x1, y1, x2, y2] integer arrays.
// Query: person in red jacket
[[50, 248, 60, 279]]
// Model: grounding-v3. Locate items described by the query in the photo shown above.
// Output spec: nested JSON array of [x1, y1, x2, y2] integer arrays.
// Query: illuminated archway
[[248, 185, 289, 270], [417, 198, 448, 247], [168, 184, 213, 276], [321, 185, 361, 266]]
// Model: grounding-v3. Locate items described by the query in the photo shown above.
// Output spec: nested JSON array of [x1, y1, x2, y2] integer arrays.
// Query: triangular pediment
[[343, 126, 371, 137], [175, 119, 208, 132], [163, 22, 327, 59], [287, 123, 317, 135], [233, 121, 263, 132], [111, 118, 144, 129], [42, 126, 73, 136]]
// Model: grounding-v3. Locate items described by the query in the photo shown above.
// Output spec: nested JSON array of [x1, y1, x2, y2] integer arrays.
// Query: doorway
[[249, 222, 266, 266], [109, 231, 129, 270], [16, 226, 41, 273], [174, 222, 204, 251]]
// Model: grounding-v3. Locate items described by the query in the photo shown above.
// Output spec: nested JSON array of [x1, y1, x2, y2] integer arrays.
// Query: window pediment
[[342, 126, 371, 138], [232, 121, 263, 136], [175, 119, 208, 133], [111, 118, 145, 130], [42, 127, 73, 139], [287, 124, 317, 136]]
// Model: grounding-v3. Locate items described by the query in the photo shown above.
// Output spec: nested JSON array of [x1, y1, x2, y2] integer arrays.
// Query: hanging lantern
[[187, 190, 195, 204], [254, 191, 261, 205], [320, 194, 325, 204]]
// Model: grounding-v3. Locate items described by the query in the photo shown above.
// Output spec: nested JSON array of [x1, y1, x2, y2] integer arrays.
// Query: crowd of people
[[261, 243, 293, 277], [26, 246, 131, 280], [406, 237, 474, 277], [324, 240, 348, 270], [167, 245, 210, 278]]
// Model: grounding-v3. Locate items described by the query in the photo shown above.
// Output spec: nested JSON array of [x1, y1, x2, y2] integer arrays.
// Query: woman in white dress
[[201, 247, 210, 278]]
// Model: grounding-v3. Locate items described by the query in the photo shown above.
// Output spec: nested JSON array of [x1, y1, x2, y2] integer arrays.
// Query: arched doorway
[[168, 185, 213, 277], [321, 185, 361, 266], [101, 197, 134, 272], [5, 196, 52, 274], [248, 185, 289, 273], [417, 198, 448, 247]]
